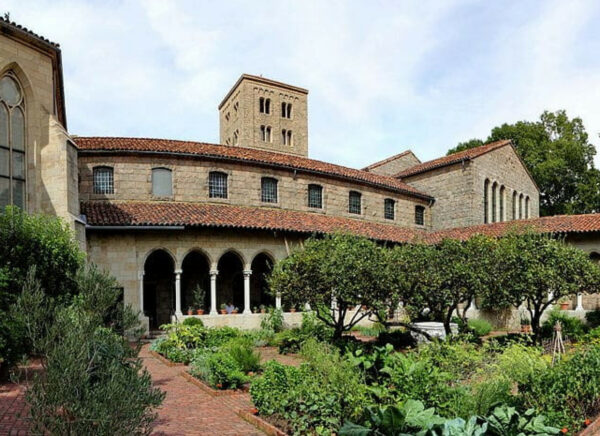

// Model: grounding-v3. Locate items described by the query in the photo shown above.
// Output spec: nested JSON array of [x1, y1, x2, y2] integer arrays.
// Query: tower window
[[259, 97, 271, 114], [233, 101, 239, 112], [308, 184, 323, 208], [260, 125, 272, 142], [0, 74, 26, 210], [415, 205, 425, 225], [225, 112, 230, 121], [348, 191, 361, 214], [282, 129, 293, 146], [233, 129, 239, 145], [384, 199, 395, 220], [152, 167, 172, 197], [261, 177, 278, 203], [209, 171, 228, 199], [483, 179, 490, 224], [93, 166, 114, 195], [281, 102, 292, 119]]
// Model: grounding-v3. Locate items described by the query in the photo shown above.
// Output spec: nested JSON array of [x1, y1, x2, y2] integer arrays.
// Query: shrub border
[[180, 370, 249, 396], [149, 350, 186, 367], [236, 409, 288, 436]]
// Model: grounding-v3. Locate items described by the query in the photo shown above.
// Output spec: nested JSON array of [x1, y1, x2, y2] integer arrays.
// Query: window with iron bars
[[349, 191, 361, 214], [93, 166, 114, 195], [209, 171, 228, 199], [261, 177, 278, 203], [308, 184, 322, 208], [384, 198, 395, 220]]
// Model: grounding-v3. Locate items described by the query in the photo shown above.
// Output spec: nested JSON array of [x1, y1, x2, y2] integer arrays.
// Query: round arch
[[143, 249, 175, 330], [250, 252, 275, 310], [181, 250, 211, 313], [217, 251, 245, 312]]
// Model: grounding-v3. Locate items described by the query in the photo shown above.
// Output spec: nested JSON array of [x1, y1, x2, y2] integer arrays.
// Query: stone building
[[1, 18, 599, 332]]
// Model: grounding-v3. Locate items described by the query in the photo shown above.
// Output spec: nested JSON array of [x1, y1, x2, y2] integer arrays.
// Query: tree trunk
[[443, 307, 455, 335]]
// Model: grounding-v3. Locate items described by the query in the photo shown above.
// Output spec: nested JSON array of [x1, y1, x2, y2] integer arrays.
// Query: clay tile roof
[[427, 213, 600, 243], [81, 201, 426, 243], [74, 137, 433, 200], [395, 140, 512, 178]]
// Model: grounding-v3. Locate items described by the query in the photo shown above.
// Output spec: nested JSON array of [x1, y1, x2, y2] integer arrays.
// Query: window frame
[[384, 198, 395, 220], [415, 205, 425, 226], [307, 184, 323, 209], [92, 166, 114, 195], [348, 191, 362, 215], [151, 167, 173, 197], [261, 177, 278, 203], [208, 171, 228, 199]]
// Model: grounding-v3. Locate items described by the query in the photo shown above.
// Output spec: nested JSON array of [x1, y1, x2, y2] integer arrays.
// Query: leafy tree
[[447, 110, 600, 216], [268, 234, 390, 339], [484, 233, 600, 339]]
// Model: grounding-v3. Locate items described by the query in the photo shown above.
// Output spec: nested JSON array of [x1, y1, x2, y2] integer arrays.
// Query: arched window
[[261, 177, 278, 203], [499, 185, 505, 222], [491, 182, 498, 223], [233, 129, 239, 145], [415, 205, 425, 225], [525, 196, 530, 218], [307, 184, 322, 208], [93, 166, 114, 194], [259, 97, 270, 114], [260, 125, 272, 142], [483, 179, 489, 223], [519, 193, 524, 219], [348, 191, 361, 214], [0, 74, 25, 209], [282, 129, 293, 146], [281, 102, 292, 119], [152, 168, 172, 197], [384, 198, 395, 220], [512, 191, 517, 220], [209, 171, 228, 199]]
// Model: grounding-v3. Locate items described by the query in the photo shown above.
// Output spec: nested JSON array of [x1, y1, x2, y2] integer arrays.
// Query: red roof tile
[[74, 137, 432, 200], [81, 201, 426, 243], [428, 213, 600, 243], [395, 140, 512, 178]]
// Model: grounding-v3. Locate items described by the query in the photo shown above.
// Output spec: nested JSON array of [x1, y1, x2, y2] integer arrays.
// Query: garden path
[[140, 344, 264, 435], [0, 381, 28, 436]]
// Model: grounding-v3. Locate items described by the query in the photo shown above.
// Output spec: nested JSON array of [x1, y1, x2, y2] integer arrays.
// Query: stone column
[[138, 270, 145, 316], [210, 269, 218, 315], [174, 269, 183, 318], [275, 293, 282, 310], [243, 269, 252, 314], [576, 293, 584, 311]]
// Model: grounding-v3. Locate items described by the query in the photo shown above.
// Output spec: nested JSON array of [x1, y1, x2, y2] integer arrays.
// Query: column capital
[[243, 269, 252, 277], [210, 269, 219, 277], [138, 270, 145, 280], [175, 269, 183, 275]]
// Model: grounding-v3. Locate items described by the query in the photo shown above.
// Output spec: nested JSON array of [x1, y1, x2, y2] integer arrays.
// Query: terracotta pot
[[220, 310, 227, 314], [196, 309, 204, 315], [250, 407, 259, 415], [187, 310, 193, 315], [560, 302, 570, 310], [290, 308, 296, 313], [520, 324, 531, 333], [260, 309, 266, 314]]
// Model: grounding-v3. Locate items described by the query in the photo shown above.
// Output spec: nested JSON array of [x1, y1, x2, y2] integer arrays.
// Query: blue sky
[[5, 0, 600, 168]]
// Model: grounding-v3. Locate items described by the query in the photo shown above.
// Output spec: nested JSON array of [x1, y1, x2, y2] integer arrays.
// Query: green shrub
[[274, 328, 304, 354], [182, 317, 204, 327], [585, 309, 600, 328], [250, 361, 301, 416], [190, 351, 247, 389], [222, 338, 261, 373], [541, 310, 588, 341], [468, 318, 493, 337], [260, 307, 284, 333], [204, 326, 241, 348]]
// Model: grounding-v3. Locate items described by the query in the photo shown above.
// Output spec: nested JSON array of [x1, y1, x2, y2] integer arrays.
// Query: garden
[[148, 233, 600, 436]]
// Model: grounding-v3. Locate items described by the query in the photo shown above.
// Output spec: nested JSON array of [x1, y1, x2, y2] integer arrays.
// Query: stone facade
[[219, 75, 309, 157], [363, 151, 421, 176]]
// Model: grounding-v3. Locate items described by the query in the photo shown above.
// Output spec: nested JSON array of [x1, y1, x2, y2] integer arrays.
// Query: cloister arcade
[[141, 247, 280, 329]]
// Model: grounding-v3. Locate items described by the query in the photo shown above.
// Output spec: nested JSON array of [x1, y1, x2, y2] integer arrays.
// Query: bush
[[190, 351, 248, 389], [468, 318, 493, 337], [250, 361, 301, 416], [541, 310, 588, 341], [260, 307, 284, 333], [585, 309, 600, 328], [182, 317, 204, 327], [222, 338, 261, 373]]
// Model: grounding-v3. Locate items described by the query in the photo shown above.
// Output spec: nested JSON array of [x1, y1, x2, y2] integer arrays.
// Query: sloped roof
[[362, 150, 420, 171], [81, 201, 426, 243], [395, 140, 512, 178], [75, 137, 433, 200]]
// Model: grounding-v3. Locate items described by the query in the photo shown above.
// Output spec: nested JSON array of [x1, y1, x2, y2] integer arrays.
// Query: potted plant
[[192, 285, 206, 315], [220, 303, 227, 315], [259, 304, 266, 314], [558, 297, 570, 311], [187, 306, 194, 316], [289, 305, 296, 313], [252, 306, 258, 314], [232, 307, 239, 314], [520, 316, 531, 334]]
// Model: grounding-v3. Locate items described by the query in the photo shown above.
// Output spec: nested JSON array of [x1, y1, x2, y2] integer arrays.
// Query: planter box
[[180, 371, 248, 396], [149, 350, 186, 367], [237, 409, 288, 436]]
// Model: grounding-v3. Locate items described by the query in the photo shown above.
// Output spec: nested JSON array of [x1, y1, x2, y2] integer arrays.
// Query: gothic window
[[512, 191, 517, 220], [152, 167, 172, 197], [261, 177, 278, 203], [384, 198, 395, 220], [491, 182, 498, 223], [307, 184, 322, 208], [483, 179, 490, 223], [415, 205, 425, 226], [93, 166, 114, 195], [499, 185, 505, 222], [260, 125, 272, 142], [209, 171, 228, 199], [0, 74, 25, 210], [348, 191, 361, 214]]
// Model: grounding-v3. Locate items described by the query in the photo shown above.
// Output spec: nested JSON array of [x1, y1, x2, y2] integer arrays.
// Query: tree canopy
[[447, 110, 600, 216]]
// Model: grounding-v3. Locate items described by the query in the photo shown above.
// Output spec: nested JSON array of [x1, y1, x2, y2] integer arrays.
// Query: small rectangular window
[[261, 177, 278, 203], [259, 97, 265, 113], [152, 168, 172, 197], [209, 171, 228, 199], [384, 199, 395, 220], [308, 184, 322, 208], [349, 191, 361, 214], [93, 167, 114, 195], [415, 205, 425, 226]]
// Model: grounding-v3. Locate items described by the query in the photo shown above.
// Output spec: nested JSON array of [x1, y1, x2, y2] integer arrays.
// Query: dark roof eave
[[78, 148, 435, 201]]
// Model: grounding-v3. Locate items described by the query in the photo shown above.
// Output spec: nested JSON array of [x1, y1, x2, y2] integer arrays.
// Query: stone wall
[[78, 154, 432, 229], [364, 151, 421, 176], [219, 77, 309, 157]]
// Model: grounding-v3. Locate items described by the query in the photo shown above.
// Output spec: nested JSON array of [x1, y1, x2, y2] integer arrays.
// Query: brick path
[[0, 381, 29, 436], [140, 344, 264, 435]]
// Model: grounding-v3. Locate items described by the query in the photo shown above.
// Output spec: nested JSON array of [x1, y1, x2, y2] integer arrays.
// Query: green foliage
[[250, 361, 301, 416], [190, 351, 248, 389], [585, 309, 600, 328], [222, 338, 262, 373], [182, 317, 204, 327], [541, 310, 588, 341], [467, 319, 493, 337], [485, 405, 560, 436], [273, 312, 334, 354], [447, 110, 600, 216], [13, 266, 164, 435], [191, 284, 205, 310], [260, 307, 284, 333]]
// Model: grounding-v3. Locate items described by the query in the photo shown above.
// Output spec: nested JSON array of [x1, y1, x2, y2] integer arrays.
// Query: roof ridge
[[362, 150, 417, 171]]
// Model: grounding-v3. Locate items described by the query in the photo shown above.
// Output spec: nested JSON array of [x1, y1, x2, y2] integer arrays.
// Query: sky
[[4, 0, 600, 168]]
